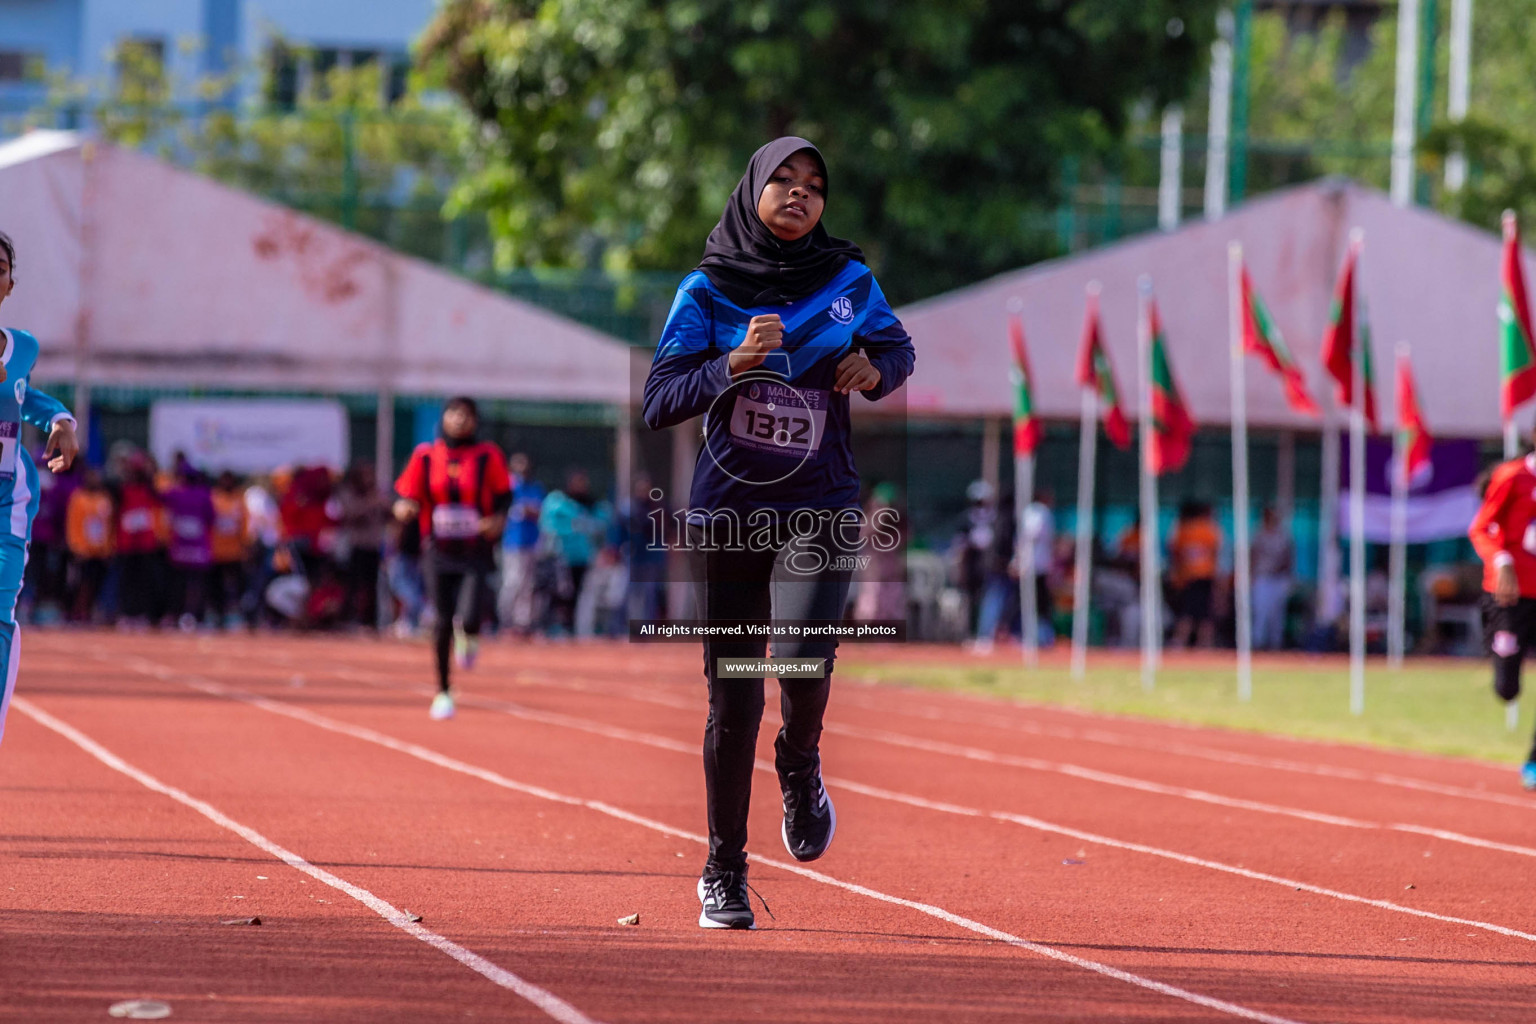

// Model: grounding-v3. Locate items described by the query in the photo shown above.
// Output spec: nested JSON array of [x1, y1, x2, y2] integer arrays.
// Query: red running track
[[3, 632, 1535, 1022]]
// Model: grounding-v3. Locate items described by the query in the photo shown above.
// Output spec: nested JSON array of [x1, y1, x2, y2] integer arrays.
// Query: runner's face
[[0, 252, 12, 309], [756, 151, 825, 242], [442, 406, 477, 440]]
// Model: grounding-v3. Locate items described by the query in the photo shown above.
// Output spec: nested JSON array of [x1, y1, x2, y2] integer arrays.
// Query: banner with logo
[[1339, 437, 1482, 543], [149, 399, 349, 474]]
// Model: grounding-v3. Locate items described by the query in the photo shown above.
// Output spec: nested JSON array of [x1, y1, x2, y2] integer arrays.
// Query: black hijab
[[696, 137, 864, 308]]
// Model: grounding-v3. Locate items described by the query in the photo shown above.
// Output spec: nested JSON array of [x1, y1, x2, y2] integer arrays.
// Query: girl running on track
[[1469, 425, 1536, 789], [643, 137, 915, 928], [0, 230, 80, 748], [393, 397, 511, 720]]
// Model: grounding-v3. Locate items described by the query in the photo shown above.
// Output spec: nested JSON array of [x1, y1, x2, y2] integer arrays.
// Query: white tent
[[896, 178, 1515, 438], [0, 131, 632, 405]]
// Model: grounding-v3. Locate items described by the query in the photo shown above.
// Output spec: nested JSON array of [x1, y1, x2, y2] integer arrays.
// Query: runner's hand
[[834, 351, 882, 394], [45, 419, 78, 473], [1497, 563, 1520, 606], [392, 499, 420, 523], [479, 513, 506, 540], [728, 315, 783, 376]]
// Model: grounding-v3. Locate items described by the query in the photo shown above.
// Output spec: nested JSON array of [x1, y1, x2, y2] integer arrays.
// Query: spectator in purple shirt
[[164, 463, 215, 632]]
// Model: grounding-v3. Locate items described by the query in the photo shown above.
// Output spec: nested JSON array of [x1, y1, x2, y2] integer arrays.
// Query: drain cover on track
[[108, 1000, 172, 1019]]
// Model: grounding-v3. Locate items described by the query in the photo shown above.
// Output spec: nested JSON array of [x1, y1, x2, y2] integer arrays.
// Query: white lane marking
[[525, 663, 1536, 812], [10, 697, 605, 1024], [119, 654, 1536, 951], [826, 777, 1536, 945], [317, 662, 1536, 864], [104, 675, 1310, 1024]]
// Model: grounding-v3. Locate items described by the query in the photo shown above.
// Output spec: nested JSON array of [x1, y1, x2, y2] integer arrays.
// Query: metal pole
[[1445, 0, 1473, 191], [1017, 453, 1038, 666], [1318, 413, 1342, 627], [1205, 10, 1234, 222], [1349, 235, 1368, 715], [1229, 243, 1253, 700], [1159, 105, 1184, 232], [1139, 276, 1159, 690], [1071, 387, 1096, 679], [1391, 0, 1422, 207], [1388, 343, 1409, 669]]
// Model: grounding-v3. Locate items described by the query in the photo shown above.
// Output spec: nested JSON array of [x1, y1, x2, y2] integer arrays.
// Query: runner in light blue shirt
[[0, 231, 81, 748]]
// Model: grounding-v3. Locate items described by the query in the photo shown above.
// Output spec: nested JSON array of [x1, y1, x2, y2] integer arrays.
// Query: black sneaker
[[697, 867, 755, 929], [780, 758, 836, 862]]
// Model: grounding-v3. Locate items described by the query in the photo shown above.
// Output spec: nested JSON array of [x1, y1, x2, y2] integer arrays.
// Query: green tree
[[419, 0, 1220, 302]]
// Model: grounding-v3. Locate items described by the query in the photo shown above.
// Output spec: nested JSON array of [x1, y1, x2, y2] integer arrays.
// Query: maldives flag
[[1320, 235, 1379, 430], [1008, 315, 1041, 456], [1239, 264, 1319, 416], [1146, 298, 1195, 475], [1499, 211, 1536, 421], [1396, 350, 1432, 486], [1074, 289, 1131, 449]]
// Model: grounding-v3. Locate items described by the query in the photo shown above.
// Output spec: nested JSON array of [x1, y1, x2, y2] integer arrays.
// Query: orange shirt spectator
[[66, 485, 115, 560], [210, 487, 249, 565], [1169, 514, 1221, 585]]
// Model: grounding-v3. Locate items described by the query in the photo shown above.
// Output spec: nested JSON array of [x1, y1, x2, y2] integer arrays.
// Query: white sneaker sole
[[696, 876, 754, 929], [781, 790, 836, 862]]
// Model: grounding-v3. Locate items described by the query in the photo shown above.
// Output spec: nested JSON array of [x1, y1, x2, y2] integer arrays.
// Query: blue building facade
[[0, 0, 437, 112]]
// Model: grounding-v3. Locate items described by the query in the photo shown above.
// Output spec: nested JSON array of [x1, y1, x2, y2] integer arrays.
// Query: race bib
[[432, 503, 481, 540], [121, 508, 155, 534], [729, 381, 827, 457], [0, 422, 17, 481], [85, 518, 106, 545]]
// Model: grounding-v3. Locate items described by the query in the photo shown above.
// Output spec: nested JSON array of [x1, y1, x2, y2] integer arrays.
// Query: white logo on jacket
[[13, 379, 24, 406], [829, 297, 855, 325]]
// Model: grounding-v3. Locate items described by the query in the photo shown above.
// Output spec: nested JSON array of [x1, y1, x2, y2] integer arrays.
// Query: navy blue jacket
[[642, 262, 914, 514]]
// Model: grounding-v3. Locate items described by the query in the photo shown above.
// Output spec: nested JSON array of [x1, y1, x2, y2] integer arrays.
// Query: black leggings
[[688, 517, 853, 872], [1484, 593, 1536, 761], [432, 563, 488, 693]]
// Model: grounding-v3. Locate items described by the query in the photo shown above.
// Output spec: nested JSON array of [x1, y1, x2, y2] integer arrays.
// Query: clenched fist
[[729, 315, 784, 377]]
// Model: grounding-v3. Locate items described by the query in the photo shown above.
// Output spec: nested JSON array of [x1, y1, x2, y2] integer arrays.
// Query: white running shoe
[[429, 691, 456, 720]]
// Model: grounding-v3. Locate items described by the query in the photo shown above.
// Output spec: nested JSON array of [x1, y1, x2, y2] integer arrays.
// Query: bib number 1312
[[741, 408, 810, 447]]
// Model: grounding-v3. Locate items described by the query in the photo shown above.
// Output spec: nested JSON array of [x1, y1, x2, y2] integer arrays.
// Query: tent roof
[[894, 178, 1514, 437], [0, 131, 632, 404]]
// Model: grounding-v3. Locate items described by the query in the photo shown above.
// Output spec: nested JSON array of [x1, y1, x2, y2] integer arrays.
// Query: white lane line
[[110, 674, 1310, 1024], [121, 654, 1536, 951], [507, 662, 1536, 813], [823, 777, 1536, 945], [11, 697, 604, 1024], [316, 662, 1536, 864]]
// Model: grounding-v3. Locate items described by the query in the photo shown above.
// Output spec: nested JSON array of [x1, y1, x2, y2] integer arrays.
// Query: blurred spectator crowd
[[24, 442, 661, 639]]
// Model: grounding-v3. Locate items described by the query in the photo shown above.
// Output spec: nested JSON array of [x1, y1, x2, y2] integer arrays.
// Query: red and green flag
[[1008, 315, 1041, 456], [1074, 289, 1131, 449], [1500, 211, 1536, 421], [1395, 349, 1432, 486], [1146, 298, 1195, 476], [1320, 235, 1379, 431], [1239, 264, 1319, 416]]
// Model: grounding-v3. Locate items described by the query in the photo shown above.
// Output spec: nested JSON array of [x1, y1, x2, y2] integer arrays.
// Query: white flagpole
[[1205, 10, 1234, 221], [1228, 243, 1254, 700], [1008, 297, 1039, 668], [1388, 342, 1410, 668], [1159, 105, 1184, 232], [1445, 0, 1473, 192], [1071, 382, 1097, 680], [1349, 233, 1369, 715], [1390, 0, 1421, 207], [1138, 276, 1160, 691], [1017, 451, 1038, 667]]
